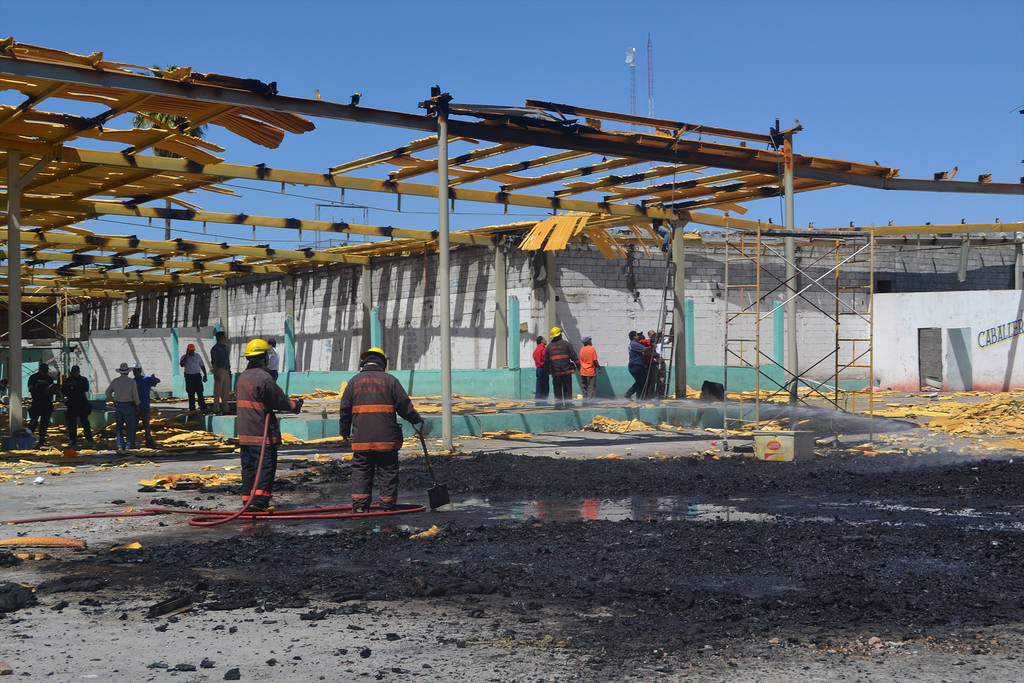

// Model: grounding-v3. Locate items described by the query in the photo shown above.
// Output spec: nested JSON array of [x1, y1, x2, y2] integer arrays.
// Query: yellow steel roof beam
[[500, 157, 640, 192], [447, 150, 590, 187], [0, 227, 368, 265], [831, 221, 1024, 236], [5, 196, 489, 245], [330, 135, 462, 175], [555, 163, 706, 197], [9, 145, 719, 222], [388, 142, 524, 181], [8, 248, 289, 275]]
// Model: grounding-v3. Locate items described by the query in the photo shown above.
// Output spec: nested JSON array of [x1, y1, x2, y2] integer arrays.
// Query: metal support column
[[361, 262, 372, 349], [494, 244, 508, 368], [783, 135, 799, 403], [283, 274, 295, 372], [671, 220, 687, 398], [218, 285, 229, 339], [6, 151, 22, 433], [958, 236, 970, 282], [437, 101, 453, 451], [544, 251, 557, 332], [164, 198, 172, 240], [507, 296, 520, 370], [1014, 234, 1023, 290]]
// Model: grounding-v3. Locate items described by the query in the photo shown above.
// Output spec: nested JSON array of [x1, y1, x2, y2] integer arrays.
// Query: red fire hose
[[3, 414, 426, 527]]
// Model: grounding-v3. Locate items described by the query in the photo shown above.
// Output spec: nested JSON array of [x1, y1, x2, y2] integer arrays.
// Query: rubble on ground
[[585, 415, 655, 433]]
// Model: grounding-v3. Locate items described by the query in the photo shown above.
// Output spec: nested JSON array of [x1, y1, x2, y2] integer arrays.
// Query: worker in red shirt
[[533, 335, 549, 406], [578, 336, 601, 404]]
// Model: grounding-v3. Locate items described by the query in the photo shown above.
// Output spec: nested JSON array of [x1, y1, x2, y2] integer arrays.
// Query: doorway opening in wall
[[918, 327, 943, 390]]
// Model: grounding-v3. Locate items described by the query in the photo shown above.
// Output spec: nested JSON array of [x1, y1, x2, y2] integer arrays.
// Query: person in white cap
[[132, 362, 161, 448], [106, 362, 140, 452]]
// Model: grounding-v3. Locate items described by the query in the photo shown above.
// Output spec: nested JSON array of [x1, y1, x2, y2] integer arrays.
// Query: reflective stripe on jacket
[[339, 367, 421, 452], [235, 366, 295, 446], [543, 338, 578, 376]]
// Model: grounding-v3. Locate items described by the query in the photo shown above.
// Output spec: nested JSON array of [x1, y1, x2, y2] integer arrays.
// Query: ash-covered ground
[[4, 446, 1024, 680]]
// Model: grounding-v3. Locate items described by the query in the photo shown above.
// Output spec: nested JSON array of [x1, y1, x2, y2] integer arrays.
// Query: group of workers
[[532, 326, 602, 409], [533, 326, 666, 406], [18, 335, 411, 516], [24, 359, 160, 451], [17, 326, 672, 514], [180, 333, 280, 415]]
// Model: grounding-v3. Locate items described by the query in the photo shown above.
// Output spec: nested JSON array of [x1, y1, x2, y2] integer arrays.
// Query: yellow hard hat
[[549, 326, 562, 338], [243, 338, 271, 357], [360, 347, 387, 364]]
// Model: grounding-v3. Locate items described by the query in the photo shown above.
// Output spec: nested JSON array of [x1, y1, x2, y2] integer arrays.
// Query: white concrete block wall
[[87, 327, 214, 392], [875, 290, 1024, 391], [291, 266, 362, 371], [65, 238, 1020, 383]]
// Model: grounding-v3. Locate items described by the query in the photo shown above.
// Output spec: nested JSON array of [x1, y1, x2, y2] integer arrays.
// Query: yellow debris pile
[[139, 469, 243, 490], [291, 390, 527, 415], [871, 403, 952, 419], [414, 395, 528, 415], [160, 431, 223, 446], [705, 418, 792, 437], [409, 525, 442, 540], [585, 415, 655, 433], [110, 541, 142, 551], [481, 430, 533, 439], [923, 394, 1024, 436], [292, 387, 346, 401]]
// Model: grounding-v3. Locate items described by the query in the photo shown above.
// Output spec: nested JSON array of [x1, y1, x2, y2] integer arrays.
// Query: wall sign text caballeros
[[978, 319, 1024, 349]]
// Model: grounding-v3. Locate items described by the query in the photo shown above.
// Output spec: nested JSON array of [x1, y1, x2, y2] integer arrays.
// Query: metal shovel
[[415, 425, 450, 510]]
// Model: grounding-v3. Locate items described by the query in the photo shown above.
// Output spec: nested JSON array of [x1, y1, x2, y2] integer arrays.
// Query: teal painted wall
[[0, 347, 61, 395], [201, 404, 716, 440], [81, 296, 869, 403]]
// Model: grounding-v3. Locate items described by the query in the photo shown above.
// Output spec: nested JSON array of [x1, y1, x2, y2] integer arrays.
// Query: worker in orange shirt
[[578, 336, 601, 405]]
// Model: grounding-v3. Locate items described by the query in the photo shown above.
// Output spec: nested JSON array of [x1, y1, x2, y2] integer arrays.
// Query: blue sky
[[4, 0, 1022, 246]]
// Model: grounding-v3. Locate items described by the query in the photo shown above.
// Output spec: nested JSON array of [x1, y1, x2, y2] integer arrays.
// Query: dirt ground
[[3, 406, 1024, 681]]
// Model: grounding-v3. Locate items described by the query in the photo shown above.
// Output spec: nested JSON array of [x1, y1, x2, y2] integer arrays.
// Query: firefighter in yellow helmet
[[339, 347, 423, 513], [543, 326, 579, 409], [234, 338, 303, 511]]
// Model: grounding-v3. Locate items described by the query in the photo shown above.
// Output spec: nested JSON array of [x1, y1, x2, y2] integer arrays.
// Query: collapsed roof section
[[1, 38, 1020, 304]]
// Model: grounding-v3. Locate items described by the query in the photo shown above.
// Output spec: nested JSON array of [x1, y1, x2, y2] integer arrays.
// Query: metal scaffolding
[[721, 225, 875, 444]]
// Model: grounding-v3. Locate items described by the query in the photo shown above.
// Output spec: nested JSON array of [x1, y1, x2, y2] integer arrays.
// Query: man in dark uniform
[[27, 362, 58, 447], [234, 338, 303, 512], [339, 347, 422, 513], [543, 326, 579, 410], [62, 365, 94, 447]]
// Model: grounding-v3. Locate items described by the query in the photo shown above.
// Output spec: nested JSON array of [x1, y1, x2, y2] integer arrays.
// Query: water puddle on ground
[[453, 496, 832, 523], [450, 497, 1024, 531]]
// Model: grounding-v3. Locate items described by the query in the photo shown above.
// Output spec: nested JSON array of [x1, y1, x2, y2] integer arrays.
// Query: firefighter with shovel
[[339, 347, 423, 513]]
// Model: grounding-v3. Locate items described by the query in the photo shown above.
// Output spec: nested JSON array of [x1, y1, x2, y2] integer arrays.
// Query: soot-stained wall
[[67, 237, 1021, 382]]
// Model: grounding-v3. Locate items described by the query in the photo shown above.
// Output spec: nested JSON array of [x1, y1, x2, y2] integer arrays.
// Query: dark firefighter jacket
[[235, 366, 296, 446], [339, 367, 422, 452], [543, 338, 578, 376], [28, 371, 56, 411]]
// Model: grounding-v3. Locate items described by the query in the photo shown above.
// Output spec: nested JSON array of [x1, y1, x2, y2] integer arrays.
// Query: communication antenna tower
[[647, 33, 654, 118], [625, 47, 637, 121]]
